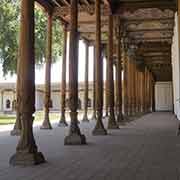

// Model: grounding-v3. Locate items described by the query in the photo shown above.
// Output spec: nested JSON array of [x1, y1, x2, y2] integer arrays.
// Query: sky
[[0, 40, 107, 84]]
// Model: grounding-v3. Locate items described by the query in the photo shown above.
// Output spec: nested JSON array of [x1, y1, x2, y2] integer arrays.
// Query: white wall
[[35, 91, 44, 110], [51, 92, 60, 111], [172, 13, 180, 119]]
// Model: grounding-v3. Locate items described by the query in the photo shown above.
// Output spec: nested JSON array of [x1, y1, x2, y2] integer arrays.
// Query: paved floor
[[0, 112, 180, 180]]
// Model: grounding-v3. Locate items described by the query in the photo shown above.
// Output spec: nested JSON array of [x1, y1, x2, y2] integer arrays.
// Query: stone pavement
[[0, 112, 180, 180]]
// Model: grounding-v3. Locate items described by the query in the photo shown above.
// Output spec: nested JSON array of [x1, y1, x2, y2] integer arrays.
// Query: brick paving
[[0, 112, 180, 180]]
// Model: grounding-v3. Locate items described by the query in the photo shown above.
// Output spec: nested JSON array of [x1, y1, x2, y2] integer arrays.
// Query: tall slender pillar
[[142, 68, 146, 113], [105, 57, 109, 118], [10, 0, 45, 166], [144, 67, 148, 113], [41, 13, 53, 130], [116, 27, 124, 124], [11, 57, 22, 136], [149, 72, 152, 112], [64, 0, 86, 145], [152, 75, 155, 112], [92, 0, 107, 135], [123, 46, 128, 120], [137, 70, 141, 113], [91, 46, 96, 120], [107, 15, 119, 129], [59, 25, 68, 127], [139, 71, 143, 113], [82, 40, 89, 122], [147, 71, 150, 112], [127, 57, 132, 116], [134, 65, 138, 114], [131, 62, 136, 115]]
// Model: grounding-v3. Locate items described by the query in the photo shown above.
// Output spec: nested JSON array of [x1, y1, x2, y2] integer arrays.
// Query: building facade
[[0, 82, 97, 113]]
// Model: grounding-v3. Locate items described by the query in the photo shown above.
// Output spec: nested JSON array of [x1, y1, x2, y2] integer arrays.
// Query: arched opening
[[6, 99, 11, 109]]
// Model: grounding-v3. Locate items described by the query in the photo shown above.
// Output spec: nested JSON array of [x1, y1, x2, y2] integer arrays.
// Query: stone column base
[[9, 152, 45, 166], [108, 123, 119, 129], [64, 133, 86, 145], [107, 113, 119, 129], [91, 117, 96, 121], [40, 121, 52, 130], [118, 121, 126, 126], [58, 121, 68, 127], [82, 116, 89, 123], [117, 114, 126, 126], [40, 125, 52, 130], [92, 128, 107, 136], [123, 115, 130, 122], [10, 129, 21, 136]]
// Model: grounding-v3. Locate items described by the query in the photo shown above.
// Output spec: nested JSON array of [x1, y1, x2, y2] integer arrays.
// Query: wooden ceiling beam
[[82, 0, 90, 6], [124, 17, 174, 23], [36, 0, 54, 12], [61, 0, 70, 6], [113, 1, 176, 14], [127, 28, 173, 33], [133, 37, 172, 43]]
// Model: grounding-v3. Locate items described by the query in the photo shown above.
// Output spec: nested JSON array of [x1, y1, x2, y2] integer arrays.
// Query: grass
[[0, 110, 93, 126], [0, 111, 60, 125]]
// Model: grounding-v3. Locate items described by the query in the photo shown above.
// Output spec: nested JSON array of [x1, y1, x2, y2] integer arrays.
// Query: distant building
[[0, 82, 98, 113]]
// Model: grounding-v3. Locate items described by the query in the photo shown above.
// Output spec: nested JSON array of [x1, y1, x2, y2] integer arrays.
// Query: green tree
[[0, 0, 63, 75]]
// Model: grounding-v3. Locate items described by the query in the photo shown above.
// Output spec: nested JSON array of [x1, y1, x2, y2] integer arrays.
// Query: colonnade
[[9, 0, 155, 166]]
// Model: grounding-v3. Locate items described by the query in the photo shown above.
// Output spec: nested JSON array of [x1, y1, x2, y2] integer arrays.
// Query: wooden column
[[152, 75, 155, 112], [82, 40, 89, 122], [147, 71, 150, 112], [105, 56, 109, 118], [92, 0, 107, 135], [131, 62, 136, 115], [145, 67, 148, 112], [127, 57, 132, 116], [107, 15, 119, 129], [91, 46, 96, 120], [11, 51, 22, 136], [59, 25, 68, 127], [137, 70, 141, 113], [149, 72, 152, 112], [140, 71, 143, 113], [143, 68, 146, 113], [150, 72, 153, 112], [64, 0, 86, 145], [41, 13, 53, 130], [116, 27, 124, 124], [134, 65, 138, 114], [123, 48, 128, 119], [10, 0, 45, 166]]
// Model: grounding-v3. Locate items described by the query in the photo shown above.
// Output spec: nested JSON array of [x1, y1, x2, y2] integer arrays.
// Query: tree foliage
[[0, 0, 63, 75]]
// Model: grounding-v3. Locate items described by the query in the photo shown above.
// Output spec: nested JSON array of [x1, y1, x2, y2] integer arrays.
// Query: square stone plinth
[[9, 152, 45, 166], [64, 133, 86, 145]]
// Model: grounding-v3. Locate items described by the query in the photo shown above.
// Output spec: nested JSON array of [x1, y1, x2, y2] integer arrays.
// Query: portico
[[3, 0, 180, 169]]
